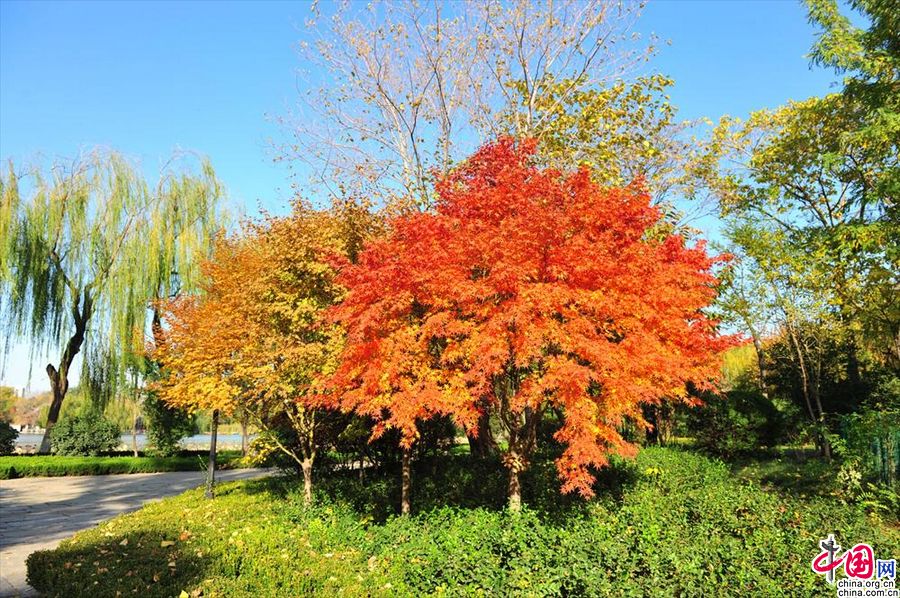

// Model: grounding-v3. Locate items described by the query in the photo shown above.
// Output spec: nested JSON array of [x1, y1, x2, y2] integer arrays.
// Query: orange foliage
[[152, 202, 352, 426], [329, 138, 733, 497]]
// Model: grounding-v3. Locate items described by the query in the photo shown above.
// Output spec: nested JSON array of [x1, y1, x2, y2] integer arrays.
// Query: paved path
[[0, 468, 270, 597]]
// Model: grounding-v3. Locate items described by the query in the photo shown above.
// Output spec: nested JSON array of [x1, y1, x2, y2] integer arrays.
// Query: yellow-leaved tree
[[153, 199, 381, 501]]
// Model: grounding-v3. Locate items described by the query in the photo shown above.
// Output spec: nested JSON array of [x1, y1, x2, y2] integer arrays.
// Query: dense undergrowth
[[27, 447, 898, 597]]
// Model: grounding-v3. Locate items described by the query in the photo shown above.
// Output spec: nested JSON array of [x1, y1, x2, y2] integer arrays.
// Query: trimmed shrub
[[0, 451, 244, 479], [49, 412, 121, 456]]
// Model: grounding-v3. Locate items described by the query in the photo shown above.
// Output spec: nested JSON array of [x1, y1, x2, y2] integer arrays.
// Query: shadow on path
[[0, 468, 269, 597]]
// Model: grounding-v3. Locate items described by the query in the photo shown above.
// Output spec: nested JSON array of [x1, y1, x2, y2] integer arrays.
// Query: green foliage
[[0, 151, 225, 407], [509, 75, 680, 185], [708, 0, 900, 383], [0, 421, 17, 455], [830, 373, 900, 512], [26, 448, 899, 597], [807, 0, 899, 162], [718, 344, 768, 397], [704, 4, 898, 471], [49, 412, 121, 456], [143, 394, 196, 457], [0, 385, 16, 421], [0, 451, 243, 479], [688, 390, 785, 458], [324, 415, 459, 474]]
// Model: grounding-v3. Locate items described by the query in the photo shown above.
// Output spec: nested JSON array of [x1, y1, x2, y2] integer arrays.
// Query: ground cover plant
[[0, 451, 245, 479], [26, 447, 898, 597]]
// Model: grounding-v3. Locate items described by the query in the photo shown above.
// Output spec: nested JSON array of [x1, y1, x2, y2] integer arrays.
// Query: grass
[[26, 447, 900, 597], [0, 451, 246, 479]]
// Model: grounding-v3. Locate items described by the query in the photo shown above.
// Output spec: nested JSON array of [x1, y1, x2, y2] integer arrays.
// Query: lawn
[[0, 451, 246, 479], [26, 447, 899, 597]]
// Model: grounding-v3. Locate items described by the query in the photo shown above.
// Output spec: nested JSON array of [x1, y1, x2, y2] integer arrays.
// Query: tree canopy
[[328, 138, 731, 508], [153, 199, 382, 502], [0, 151, 225, 451]]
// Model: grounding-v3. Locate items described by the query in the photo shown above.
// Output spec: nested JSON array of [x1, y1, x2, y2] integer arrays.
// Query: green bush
[[0, 421, 18, 455], [0, 451, 245, 479], [50, 412, 121, 456], [143, 394, 196, 457], [688, 390, 784, 458], [26, 447, 898, 597], [824, 374, 900, 514]]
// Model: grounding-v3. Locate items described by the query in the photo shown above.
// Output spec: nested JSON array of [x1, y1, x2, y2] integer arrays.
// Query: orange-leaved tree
[[150, 242, 246, 498], [154, 200, 380, 503], [330, 138, 732, 511]]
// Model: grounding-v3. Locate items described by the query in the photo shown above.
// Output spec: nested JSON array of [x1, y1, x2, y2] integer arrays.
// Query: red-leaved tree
[[330, 138, 731, 511]]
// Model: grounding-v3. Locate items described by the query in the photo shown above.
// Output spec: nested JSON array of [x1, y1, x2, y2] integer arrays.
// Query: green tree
[[0, 151, 224, 452], [504, 75, 696, 198], [143, 392, 195, 457], [806, 0, 900, 363], [709, 0, 898, 365], [725, 221, 842, 458], [0, 386, 16, 422]]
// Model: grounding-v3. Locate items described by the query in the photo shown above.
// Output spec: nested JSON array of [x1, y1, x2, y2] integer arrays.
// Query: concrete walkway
[[0, 468, 269, 597]]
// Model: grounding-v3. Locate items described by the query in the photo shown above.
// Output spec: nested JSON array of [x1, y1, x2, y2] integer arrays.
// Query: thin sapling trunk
[[205, 409, 219, 499]]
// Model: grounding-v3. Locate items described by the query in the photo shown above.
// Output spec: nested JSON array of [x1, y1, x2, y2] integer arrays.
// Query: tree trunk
[[240, 413, 248, 457], [644, 405, 660, 445], [39, 290, 92, 454], [400, 446, 411, 515], [205, 409, 219, 499], [467, 410, 497, 458], [39, 384, 65, 454], [507, 466, 522, 512], [786, 322, 831, 460], [301, 458, 314, 506], [810, 369, 832, 462], [846, 339, 862, 392]]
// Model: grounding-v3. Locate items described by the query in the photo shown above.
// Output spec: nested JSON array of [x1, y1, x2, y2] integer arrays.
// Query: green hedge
[[26, 447, 899, 597], [50, 412, 121, 456], [0, 451, 244, 479]]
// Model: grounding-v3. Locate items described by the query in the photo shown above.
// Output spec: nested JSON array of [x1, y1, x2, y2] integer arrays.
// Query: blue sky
[[0, 0, 840, 394]]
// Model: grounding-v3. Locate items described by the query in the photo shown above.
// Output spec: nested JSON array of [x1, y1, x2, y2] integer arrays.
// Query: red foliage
[[329, 138, 732, 497]]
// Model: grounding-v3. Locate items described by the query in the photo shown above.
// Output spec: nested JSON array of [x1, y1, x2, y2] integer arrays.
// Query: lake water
[[13, 433, 249, 451]]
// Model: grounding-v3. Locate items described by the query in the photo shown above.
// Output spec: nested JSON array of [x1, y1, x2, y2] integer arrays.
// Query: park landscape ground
[[1, 0, 898, 596], [18, 446, 900, 597]]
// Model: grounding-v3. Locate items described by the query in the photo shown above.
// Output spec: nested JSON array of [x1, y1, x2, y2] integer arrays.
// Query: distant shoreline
[[12, 433, 253, 454]]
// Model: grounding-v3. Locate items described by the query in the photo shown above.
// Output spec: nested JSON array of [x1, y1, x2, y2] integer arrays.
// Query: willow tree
[[0, 151, 224, 452]]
